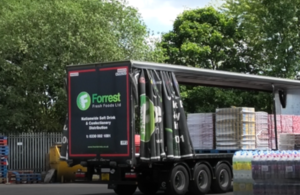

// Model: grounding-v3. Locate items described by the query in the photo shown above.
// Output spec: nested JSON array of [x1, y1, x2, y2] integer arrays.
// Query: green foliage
[[160, 7, 247, 72], [0, 0, 163, 134], [160, 7, 273, 114], [223, 0, 300, 78]]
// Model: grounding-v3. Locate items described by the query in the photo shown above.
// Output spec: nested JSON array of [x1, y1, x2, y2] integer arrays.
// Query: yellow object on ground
[[49, 143, 87, 182]]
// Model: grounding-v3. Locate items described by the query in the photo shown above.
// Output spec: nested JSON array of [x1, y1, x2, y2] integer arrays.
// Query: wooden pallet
[[0, 178, 6, 184], [194, 149, 237, 154]]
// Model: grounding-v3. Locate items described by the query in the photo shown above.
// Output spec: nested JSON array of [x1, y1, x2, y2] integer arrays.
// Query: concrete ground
[[0, 183, 233, 195]]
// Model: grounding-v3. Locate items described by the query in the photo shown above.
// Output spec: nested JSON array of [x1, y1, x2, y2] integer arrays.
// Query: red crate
[[0, 140, 7, 146]]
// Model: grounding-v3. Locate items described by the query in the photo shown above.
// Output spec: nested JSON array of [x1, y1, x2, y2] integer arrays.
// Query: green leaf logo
[[77, 92, 91, 111], [140, 95, 155, 142]]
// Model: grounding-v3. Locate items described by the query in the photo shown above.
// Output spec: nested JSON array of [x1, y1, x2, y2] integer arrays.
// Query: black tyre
[[113, 184, 137, 195], [138, 181, 160, 195], [166, 165, 189, 195], [211, 163, 232, 193], [189, 164, 211, 195]]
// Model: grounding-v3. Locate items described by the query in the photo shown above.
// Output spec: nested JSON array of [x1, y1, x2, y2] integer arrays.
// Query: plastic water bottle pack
[[233, 150, 300, 195], [233, 150, 256, 195]]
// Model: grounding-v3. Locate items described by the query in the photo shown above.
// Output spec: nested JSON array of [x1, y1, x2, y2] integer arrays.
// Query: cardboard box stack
[[255, 112, 270, 149], [187, 113, 214, 150], [269, 114, 294, 149], [215, 107, 256, 150]]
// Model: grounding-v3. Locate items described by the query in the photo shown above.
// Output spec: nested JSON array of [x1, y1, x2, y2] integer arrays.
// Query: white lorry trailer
[[60, 60, 300, 195]]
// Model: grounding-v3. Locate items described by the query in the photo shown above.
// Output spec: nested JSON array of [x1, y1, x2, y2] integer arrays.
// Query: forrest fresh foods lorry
[[60, 60, 300, 195]]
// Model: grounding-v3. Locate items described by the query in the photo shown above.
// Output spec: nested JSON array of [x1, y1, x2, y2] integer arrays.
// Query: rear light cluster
[[75, 169, 85, 178], [125, 173, 137, 179], [135, 135, 140, 153]]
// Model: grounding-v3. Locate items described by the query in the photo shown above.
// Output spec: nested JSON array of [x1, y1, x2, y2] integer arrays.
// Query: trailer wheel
[[189, 164, 211, 195], [166, 165, 189, 195], [211, 163, 231, 193], [113, 184, 137, 195], [138, 181, 160, 195]]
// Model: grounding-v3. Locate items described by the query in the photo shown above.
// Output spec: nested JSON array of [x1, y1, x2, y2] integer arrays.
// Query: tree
[[159, 7, 272, 114], [160, 7, 248, 72], [224, 0, 300, 78], [0, 0, 163, 134]]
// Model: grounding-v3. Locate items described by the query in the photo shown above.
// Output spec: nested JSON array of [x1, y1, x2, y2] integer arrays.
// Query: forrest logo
[[77, 92, 91, 111]]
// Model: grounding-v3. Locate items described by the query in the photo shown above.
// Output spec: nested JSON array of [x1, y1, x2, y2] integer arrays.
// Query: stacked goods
[[268, 115, 294, 149], [187, 113, 214, 150], [251, 150, 300, 195], [0, 136, 8, 184], [281, 115, 293, 133], [255, 112, 270, 150], [233, 151, 254, 195], [278, 133, 300, 150], [292, 115, 300, 133], [215, 107, 256, 150]]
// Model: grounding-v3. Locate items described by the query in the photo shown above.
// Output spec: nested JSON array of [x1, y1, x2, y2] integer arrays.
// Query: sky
[[126, 0, 223, 34]]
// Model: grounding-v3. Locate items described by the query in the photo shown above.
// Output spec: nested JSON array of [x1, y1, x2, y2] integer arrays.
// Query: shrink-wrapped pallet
[[268, 114, 293, 149], [255, 112, 270, 150], [293, 115, 300, 133], [215, 107, 256, 150], [187, 113, 214, 150]]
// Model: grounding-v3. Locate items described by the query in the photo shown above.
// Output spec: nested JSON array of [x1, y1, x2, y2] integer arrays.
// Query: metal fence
[[2, 133, 62, 173]]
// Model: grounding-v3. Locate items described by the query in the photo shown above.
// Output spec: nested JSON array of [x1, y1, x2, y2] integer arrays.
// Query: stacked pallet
[[255, 112, 270, 149], [8, 171, 42, 184], [187, 113, 214, 150], [268, 115, 294, 149], [215, 107, 256, 150], [0, 136, 8, 184]]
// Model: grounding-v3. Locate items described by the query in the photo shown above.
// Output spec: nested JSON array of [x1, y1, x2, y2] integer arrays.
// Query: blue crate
[[0, 166, 8, 170], [0, 170, 7, 174], [0, 146, 9, 151], [0, 152, 9, 156], [0, 136, 7, 140], [0, 171, 7, 177]]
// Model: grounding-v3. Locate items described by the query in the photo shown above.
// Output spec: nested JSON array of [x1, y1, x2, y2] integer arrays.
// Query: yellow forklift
[[48, 142, 87, 183]]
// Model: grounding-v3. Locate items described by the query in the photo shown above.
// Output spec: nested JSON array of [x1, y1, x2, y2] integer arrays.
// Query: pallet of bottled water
[[233, 150, 300, 195], [233, 150, 255, 195], [252, 150, 300, 194]]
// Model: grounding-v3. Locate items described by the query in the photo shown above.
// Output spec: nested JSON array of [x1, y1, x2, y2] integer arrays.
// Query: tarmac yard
[[0, 183, 233, 195]]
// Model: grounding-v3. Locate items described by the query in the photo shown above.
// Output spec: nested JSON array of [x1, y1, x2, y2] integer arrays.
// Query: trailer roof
[[67, 60, 300, 92], [129, 61, 300, 92]]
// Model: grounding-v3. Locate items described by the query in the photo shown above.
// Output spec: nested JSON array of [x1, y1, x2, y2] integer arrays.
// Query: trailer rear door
[[67, 63, 132, 161]]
